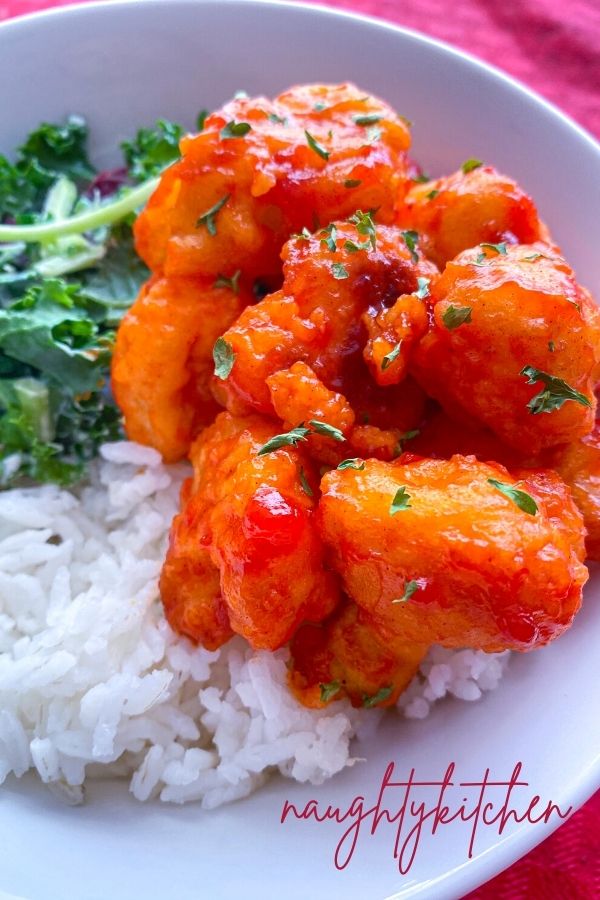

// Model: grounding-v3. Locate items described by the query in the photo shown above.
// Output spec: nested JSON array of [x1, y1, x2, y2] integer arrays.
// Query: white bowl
[[1, 3, 599, 899]]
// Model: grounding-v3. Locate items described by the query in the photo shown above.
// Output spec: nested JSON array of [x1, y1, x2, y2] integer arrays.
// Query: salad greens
[[0, 114, 187, 487]]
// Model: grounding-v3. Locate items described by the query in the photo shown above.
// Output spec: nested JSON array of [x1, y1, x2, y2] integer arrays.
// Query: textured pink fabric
[[2, 1, 600, 897]]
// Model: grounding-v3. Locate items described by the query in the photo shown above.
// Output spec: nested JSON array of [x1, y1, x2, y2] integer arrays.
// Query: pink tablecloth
[[2, 1, 600, 897]]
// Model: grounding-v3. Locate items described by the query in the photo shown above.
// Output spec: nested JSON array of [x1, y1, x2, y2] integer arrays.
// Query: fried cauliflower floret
[[546, 422, 600, 561], [401, 164, 547, 268], [289, 601, 428, 709], [216, 218, 435, 419], [135, 83, 412, 283], [160, 412, 339, 651], [318, 455, 587, 653], [112, 275, 247, 462], [412, 242, 600, 453]]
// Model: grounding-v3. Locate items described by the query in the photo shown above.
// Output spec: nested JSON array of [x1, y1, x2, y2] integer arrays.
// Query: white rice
[[0, 442, 509, 807]]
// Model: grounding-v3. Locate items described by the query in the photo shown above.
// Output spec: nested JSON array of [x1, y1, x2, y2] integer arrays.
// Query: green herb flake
[[299, 466, 313, 498], [195, 194, 230, 236], [337, 458, 366, 471], [294, 227, 312, 241], [220, 121, 252, 140], [480, 241, 507, 256], [461, 158, 483, 174], [344, 179, 362, 189], [392, 580, 420, 604], [523, 252, 543, 262], [320, 223, 337, 253], [331, 263, 349, 280], [520, 366, 591, 415], [353, 114, 382, 126], [401, 230, 419, 263], [365, 126, 382, 144], [349, 210, 377, 251], [212, 337, 235, 380], [394, 429, 420, 457], [442, 305, 472, 330], [390, 485, 411, 514], [381, 342, 402, 371], [412, 173, 430, 183], [196, 110, 209, 132], [308, 419, 346, 442], [214, 270, 241, 294], [487, 478, 538, 516], [319, 681, 341, 702], [415, 277, 430, 300], [305, 130, 329, 161], [362, 686, 393, 708], [426, 189, 439, 201], [257, 425, 311, 456], [313, 102, 328, 112], [268, 112, 288, 125]]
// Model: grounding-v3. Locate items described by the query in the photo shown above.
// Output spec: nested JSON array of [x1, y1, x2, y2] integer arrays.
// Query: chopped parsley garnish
[[362, 686, 393, 708], [195, 194, 230, 236], [461, 158, 483, 174], [196, 110, 209, 131], [268, 112, 288, 125], [487, 478, 538, 516], [480, 241, 507, 255], [415, 277, 430, 300], [313, 102, 328, 112], [348, 210, 377, 251], [520, 366, 591, 415], [331, 263, 349, 280], [299, 466, 313, 497], [257, 426, 311, 456], [390, 485, 412, 514], [220, 121, 252, 139], [426, 189, 439, 201], [305, 130, 329, 160], [523, 252, 544, 262], [337, 458, 366, 471], [294, 227, 312, 241], [394, 430, 420, 456], [381, 342, 402, 371], [320, 223, 337, 252], [392, 580, 420, 603], [308, 419, 346, 442], [442, 305, 472, 330], [365, 126, 382, 144], [320, 681, 341, 702], [214, 270, 241, 293], [212, 337, 235, 380], [344, 179, 362, 189], [412, 173, 430, 183], [353, 114, 382, 126], [401, 230, 419, 263]]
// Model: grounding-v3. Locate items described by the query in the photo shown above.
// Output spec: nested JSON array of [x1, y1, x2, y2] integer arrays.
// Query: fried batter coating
[[216, 219, 435, 420], [546, 422, 600, 561], [362, 292, 429, 386], [401, 164, 546, 268], [112, 275, 247, 462], [135, 84, 411, 283], [160, 489, 233, 650], [318, 455, 587, 653], [409, 408, 523, 468], [161, 412, 339, 651], [412, 243, 600, 453], [289, 601, 428, 709]]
